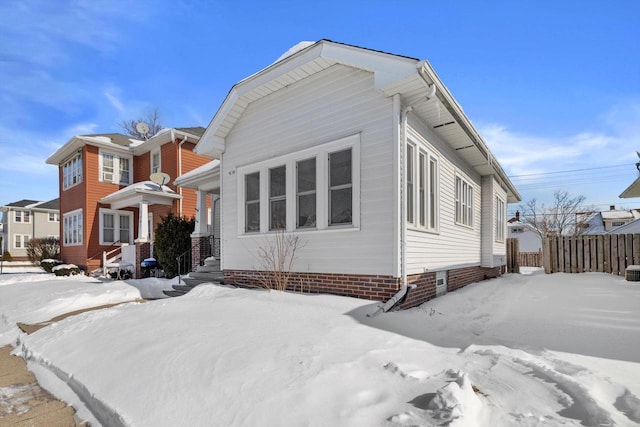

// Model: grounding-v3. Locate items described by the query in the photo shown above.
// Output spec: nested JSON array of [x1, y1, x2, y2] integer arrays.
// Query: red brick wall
[[224, 265, 503, 310]]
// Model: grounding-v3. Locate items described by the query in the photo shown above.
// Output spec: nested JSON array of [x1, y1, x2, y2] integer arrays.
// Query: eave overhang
[[174, 160, 220, 193], [620, 176, 640, 199], [195, 39, 521, 203]]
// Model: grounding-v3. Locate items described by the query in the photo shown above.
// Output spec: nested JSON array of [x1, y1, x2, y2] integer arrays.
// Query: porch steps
[[162, 257, 224, 297]]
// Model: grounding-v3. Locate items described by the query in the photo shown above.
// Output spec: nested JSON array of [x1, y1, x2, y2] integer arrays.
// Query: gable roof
[[195, 39, 520, 203], [4, 199, 41, 208], [620, 175, 640, 198]]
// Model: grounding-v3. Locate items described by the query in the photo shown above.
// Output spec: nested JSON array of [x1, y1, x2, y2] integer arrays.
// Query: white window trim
[[14, 210, 31, 224], [151, 148, 161, 174], [99, 208, 134, 245], [14, 234, 31, 249], [406, 139, 440, 233], [63, 209, 83, 247], [98, 149, 133, 185], [455, 172, 475, 228], [237, 133, 360, 236], [48, 212, 60, 222], [495, 196, 505, 242], [62, 152, 82, 190]]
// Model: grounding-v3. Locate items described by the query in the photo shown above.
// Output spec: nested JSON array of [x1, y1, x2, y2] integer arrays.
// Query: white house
[[507, 212, 542, 252], [181, 40, 520, 309]]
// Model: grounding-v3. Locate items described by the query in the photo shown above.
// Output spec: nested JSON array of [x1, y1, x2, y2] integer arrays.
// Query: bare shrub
[[256, 230, 303, 291]]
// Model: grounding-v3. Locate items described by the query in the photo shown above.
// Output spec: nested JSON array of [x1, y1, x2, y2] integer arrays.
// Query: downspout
[[368, 96, 412, 316], [177, 132, 188, 216]]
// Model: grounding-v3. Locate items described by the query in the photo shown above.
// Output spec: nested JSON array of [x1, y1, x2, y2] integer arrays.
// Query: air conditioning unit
[[625, 266, 640, 282]]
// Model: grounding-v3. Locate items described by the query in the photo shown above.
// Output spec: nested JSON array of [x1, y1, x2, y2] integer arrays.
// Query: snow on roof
[[607, 217, 640, 234], [176, 160, 220, 182], [275, 41, 315, 63], [602, 210, 634, 220]]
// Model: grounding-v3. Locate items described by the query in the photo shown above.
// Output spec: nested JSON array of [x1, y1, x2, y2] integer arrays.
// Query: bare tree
[[255, 230, 303, 291], [120, 107, 163, 140], [519, 190, 593, 238]]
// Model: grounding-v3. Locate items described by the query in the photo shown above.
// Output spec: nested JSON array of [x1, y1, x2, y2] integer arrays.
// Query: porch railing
[[176, 248, 192, 284]]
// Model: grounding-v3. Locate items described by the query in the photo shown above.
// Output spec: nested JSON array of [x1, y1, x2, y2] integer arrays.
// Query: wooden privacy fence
[[544, 234, 640, 275], [506, 239, 544, 273]]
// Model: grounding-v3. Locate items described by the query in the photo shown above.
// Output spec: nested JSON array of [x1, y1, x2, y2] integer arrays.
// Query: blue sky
[[1, 0, 639, 215]]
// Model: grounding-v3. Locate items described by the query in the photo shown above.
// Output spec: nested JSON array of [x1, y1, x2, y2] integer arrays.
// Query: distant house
[[579, 206, 640, 234], [507, 211, 542, 252], [0, 198, 60, 260], [607, 218, 640, 234], [178, 40, 520, 309], [45, 128, 210, 275]]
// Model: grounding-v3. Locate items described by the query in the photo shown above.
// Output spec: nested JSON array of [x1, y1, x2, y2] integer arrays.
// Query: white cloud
[[104, 89, 125, 113]]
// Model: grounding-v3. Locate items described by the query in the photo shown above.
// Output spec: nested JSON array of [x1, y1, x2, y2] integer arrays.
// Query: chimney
[[515, 211, 520, 221], [610, 205, 616, 211]]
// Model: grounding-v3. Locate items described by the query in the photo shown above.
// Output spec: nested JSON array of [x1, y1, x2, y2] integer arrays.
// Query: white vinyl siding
[[99, 150, 133, 185], [63, 209, 83, 246], [62, 153, 82, 190], [224, 65, 391, 276], [405, 121, 481, 274], [99, 208, 133, 245]]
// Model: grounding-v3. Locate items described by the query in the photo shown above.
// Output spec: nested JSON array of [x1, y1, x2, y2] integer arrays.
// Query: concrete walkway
[[0, 345, 85, 426], [0, 300, 144, 426]]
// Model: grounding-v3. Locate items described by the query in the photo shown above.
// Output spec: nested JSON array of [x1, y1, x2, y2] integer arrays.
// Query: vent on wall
[[436, 271, 447, 296], [626, 266, 640, 282]]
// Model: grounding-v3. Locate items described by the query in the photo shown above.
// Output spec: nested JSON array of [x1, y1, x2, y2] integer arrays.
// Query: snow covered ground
[[1, 267, 639, 426]]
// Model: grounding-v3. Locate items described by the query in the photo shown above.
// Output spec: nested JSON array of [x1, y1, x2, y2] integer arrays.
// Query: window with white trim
[[100, 151, 133, 185], [328, 148, 352, 225], [455, 175, 474, 227], [238, 134, 359, 234], [14, 210, 31, 223], [14, 234, 30, 249], [62, 153, 82, 190], [99, 209, 133, 245], [151, 149, 161, 174], [406, 144, 414, 223], [296, 158, 316, 228], [63, 209, 83, 246], [496, 196, 505, 241], [406, 141, 439, 231], [269, 166, 286, 230], [48, 212, 60, 222], [245, 172, 260, 232]]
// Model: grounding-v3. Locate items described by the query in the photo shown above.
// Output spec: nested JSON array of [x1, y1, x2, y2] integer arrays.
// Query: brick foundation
[[191, 236, 211, 271], [135, 242, 151, 279], [224, 264, 503, 310]]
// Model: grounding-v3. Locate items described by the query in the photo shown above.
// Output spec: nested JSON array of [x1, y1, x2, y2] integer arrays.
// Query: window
[[151, 149, 161, 174], [269, 166, 286, 230], [62, 153, 82, 190], [238, 134, 359, 234], [455, 176, 474, 227], [328, 148, 352, 225], [296, 158, 316, 228], [100, 151, 132, 185], [406, 141, 439, 231], [14, 210, 31, 223], [512, 227, 524, 233], [406, 144, 414, 223], [245, 172, 260, 232], [496, 197, 505, 241], [63, 209, 83, 246], [48, 212, 60, 222], [612, 221, 625, 227], [99, 209, 133, 244], [14, 234, 30, 249]]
